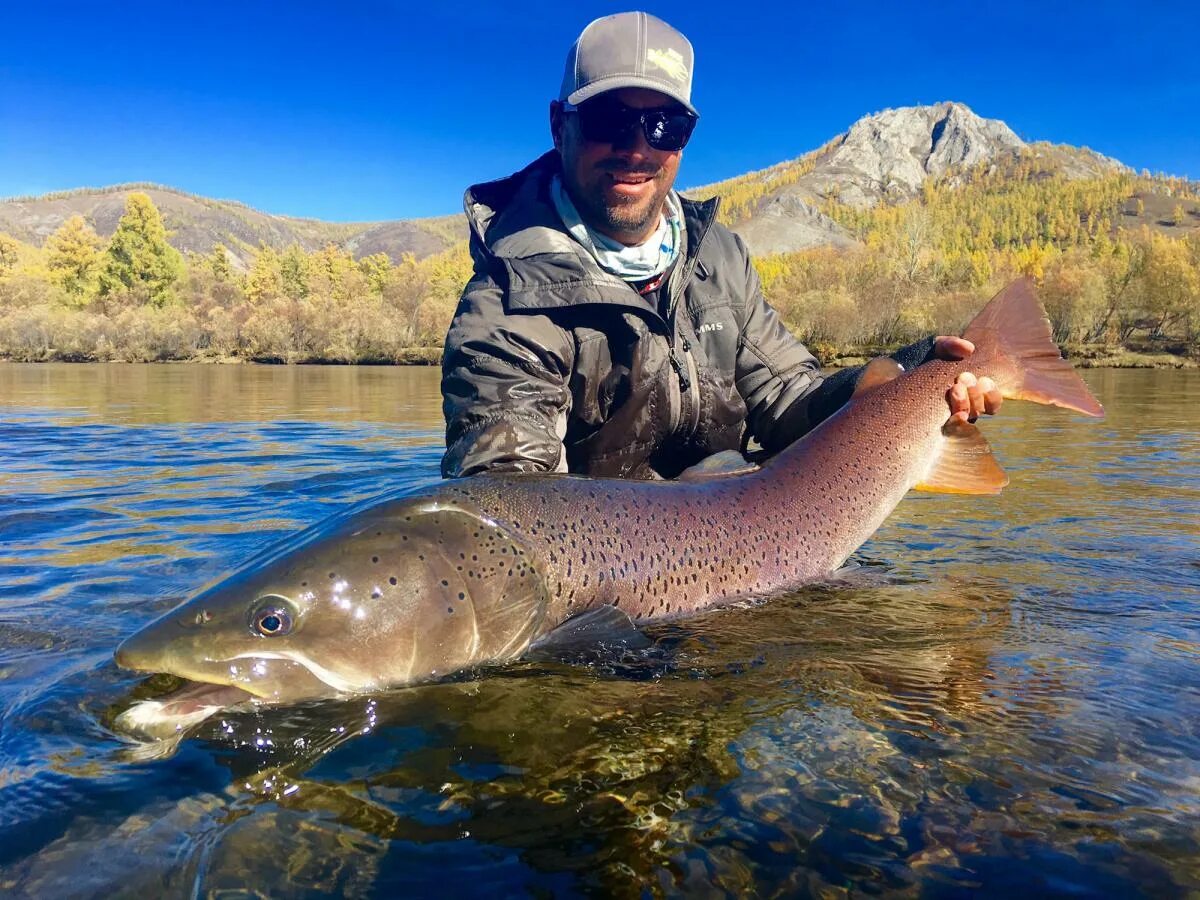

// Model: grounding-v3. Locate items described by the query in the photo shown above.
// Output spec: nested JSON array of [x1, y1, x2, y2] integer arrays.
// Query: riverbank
[[3, 345, 1196, 368]]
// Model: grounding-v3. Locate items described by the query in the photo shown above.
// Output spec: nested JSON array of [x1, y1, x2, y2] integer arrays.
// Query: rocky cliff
[[701, 101, 1128, 255]]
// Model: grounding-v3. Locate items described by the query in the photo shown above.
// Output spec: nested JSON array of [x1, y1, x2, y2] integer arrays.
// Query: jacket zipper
[[665, 247, 707, 441], [682, 338, 701, 435], [658, 197, 719, 441]]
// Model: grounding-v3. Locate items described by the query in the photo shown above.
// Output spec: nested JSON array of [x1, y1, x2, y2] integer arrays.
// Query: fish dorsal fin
[[914, 418, 1009, 495], [528, 605, 650, 656], [852, 357, 904, 398], [677, 450, 759, 481]]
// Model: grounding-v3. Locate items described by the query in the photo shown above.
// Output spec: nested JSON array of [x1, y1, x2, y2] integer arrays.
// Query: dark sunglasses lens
[[575, 100, 695, 151], [576, 102, 637, 144], [644, 111, 696, 151]]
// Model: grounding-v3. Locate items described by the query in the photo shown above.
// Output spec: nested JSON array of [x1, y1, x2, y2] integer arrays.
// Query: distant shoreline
[[2, 348, 1195, 369]]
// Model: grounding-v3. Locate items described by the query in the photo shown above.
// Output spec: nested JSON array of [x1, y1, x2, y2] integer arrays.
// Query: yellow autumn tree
[[0, 234, 22, 275], [244, 245, 283, 303], [45, 216, 104, 306], [97, 192, 184, 306]]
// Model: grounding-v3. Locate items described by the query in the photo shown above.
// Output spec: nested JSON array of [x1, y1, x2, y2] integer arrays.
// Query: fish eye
[[249, 595, 295, 638]]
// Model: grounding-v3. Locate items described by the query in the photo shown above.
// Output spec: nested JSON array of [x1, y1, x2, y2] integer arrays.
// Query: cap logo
[[646, 47, 688, 84]]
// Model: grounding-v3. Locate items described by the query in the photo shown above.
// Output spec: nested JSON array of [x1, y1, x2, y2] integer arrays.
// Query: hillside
[[4, 101, 1195, 266], [1, 100, 1196, 368], [684, 101, 1143, 255], [0, 184, 462, 268]]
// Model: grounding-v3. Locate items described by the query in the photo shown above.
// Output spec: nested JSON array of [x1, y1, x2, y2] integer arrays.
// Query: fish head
[[115, 499, 551, 704]]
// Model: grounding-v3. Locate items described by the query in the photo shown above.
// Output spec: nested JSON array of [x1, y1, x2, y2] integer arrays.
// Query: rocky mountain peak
[[812, 101, 1026, 207], [730, 102, 1030, 254]]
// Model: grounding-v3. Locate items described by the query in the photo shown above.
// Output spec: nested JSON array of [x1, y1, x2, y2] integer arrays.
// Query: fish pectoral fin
[[914, 418, 1010, 495], [851, 357, 904, 398], [676, 450, 759, 481], [528, 605, 651, 657]]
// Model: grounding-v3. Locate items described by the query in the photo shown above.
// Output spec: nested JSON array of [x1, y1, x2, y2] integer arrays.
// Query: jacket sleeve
[[731, 234, 936, 453], [440, 272, 575, 478]]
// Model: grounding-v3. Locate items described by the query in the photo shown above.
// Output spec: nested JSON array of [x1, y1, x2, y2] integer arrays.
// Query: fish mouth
[[114, 679, 256, 742], [151, 679, 255, 714], [116, 627, 342, 702]]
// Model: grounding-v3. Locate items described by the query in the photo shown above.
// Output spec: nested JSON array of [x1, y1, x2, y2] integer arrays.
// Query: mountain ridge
[[683, 101, 1131, 254], [0, 101, 1179, 264], [0, 183, 463, 268]]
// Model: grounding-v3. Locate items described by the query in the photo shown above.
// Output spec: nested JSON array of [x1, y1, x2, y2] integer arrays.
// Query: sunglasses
[[562, 96, 698, 152]]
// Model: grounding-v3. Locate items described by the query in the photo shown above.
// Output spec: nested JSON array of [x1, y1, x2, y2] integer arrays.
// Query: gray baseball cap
[[559, 12, 697, 115]]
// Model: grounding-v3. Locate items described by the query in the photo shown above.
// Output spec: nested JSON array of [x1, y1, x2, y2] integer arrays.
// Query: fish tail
[[963, 278, 1104, 417]]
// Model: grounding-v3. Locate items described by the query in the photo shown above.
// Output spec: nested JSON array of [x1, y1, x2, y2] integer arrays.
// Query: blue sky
[[2, 0, 1196, 221]]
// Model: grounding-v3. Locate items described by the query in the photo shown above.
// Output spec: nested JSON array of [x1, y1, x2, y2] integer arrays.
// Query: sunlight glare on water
[[0, 363, 1198, 897]]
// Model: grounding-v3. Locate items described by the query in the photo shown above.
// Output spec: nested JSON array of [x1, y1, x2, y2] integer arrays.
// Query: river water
[[0, 363, 1197, 898]]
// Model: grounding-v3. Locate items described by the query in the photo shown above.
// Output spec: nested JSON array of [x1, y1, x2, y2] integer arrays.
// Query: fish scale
[[114, 279, 1103, 725]]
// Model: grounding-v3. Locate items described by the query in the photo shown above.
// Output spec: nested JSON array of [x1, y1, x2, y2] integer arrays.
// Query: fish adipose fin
[[915, 418, 1010, 495], [852, 357, 904, 397], [963, 278, 1104, 417]]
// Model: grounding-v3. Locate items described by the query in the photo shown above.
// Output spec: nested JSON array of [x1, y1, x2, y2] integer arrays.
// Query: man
[[442, 12, 999, 480]]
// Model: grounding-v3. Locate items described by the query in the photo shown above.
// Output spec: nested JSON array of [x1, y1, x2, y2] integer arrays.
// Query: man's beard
[[567, 168, 670, 242]]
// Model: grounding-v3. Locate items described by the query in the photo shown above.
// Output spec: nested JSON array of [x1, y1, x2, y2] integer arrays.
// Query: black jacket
[[441, 152, 933, 479]]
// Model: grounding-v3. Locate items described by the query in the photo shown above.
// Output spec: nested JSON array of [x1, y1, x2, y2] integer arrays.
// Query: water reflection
[[0, 362, 445, 426], [0, 366, 1198, 897]]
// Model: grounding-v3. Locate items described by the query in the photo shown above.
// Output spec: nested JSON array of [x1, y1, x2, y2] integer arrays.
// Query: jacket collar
[[463, 152, 719, 314]]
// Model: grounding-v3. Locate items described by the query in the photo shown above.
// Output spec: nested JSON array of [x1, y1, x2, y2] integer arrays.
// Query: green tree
[[208, 244, 232, 281], [45, 216, 103, 305], [98, 192, 184, 306], [279, 244, 311, 299]]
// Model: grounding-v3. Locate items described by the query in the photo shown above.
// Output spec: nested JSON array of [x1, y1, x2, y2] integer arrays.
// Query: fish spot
[[440, 579, 449, 587], [389, 576, 398, 585], [328, 572, 336, 579], [458, 591, 465, 600], [447, 606, 454, 614], [372, 556, 379, 564]]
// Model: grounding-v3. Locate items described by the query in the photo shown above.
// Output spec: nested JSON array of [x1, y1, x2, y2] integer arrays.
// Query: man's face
[[552, 87, 684, 246]]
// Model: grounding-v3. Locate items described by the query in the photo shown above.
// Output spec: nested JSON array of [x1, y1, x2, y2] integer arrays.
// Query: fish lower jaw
[[114, 680, 257, 742]]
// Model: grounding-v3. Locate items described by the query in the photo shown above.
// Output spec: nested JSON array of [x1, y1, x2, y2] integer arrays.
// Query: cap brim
[[566, 76, 698, 116]]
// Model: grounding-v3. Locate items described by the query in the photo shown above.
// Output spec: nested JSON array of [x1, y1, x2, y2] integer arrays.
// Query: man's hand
[[933, 336, 1003, 422]]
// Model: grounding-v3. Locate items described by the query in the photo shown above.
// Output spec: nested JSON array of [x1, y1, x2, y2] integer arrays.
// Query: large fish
[[114, 279, 1102, 730]]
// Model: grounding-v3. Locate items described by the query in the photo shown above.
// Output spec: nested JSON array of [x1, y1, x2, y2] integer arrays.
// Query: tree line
[[750, 157, 1199, 363], [0, 193, 472, 362], [0, 172, 1197, 365]]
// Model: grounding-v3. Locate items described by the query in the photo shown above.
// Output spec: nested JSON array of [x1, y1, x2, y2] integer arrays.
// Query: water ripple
[[0, 366, 1198, 896]]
